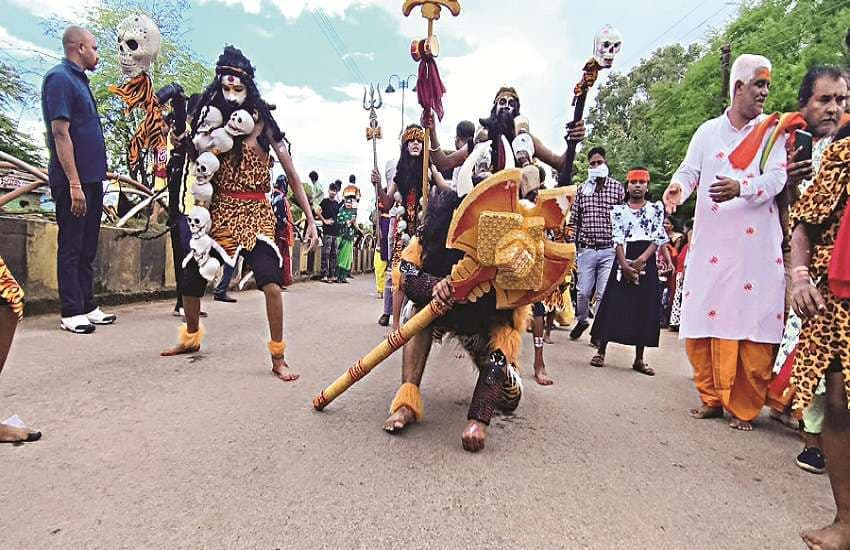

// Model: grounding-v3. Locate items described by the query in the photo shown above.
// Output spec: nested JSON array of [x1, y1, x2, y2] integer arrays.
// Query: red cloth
[[417, 57, 446, 122], [220, 191, 267, 201], [829, 198, 850, 298]]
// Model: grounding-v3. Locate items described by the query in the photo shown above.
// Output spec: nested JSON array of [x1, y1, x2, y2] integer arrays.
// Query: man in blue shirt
[[41, 26, 116, 334]]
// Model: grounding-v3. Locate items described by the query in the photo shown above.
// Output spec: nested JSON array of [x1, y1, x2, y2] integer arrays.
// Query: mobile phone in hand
[[795, 129, 813, 162]]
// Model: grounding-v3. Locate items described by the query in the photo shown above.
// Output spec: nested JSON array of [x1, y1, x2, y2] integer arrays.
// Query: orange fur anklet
[[390, 382, 423, 421], [179, 324, 204, 350], [268, 340, 286, 359]]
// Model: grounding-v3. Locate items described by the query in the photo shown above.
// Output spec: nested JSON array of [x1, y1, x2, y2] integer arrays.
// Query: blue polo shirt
[[41, 59, 107, 188]]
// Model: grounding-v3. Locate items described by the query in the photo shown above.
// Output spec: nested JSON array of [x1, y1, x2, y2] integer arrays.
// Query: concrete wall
[[0, 215, 375, 314]]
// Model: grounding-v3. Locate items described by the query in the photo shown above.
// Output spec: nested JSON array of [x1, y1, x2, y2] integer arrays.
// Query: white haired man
[[663, 54, 788, 431]]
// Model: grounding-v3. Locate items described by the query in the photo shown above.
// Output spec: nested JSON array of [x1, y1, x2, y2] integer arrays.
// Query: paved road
[[1, 277, 832, 549]]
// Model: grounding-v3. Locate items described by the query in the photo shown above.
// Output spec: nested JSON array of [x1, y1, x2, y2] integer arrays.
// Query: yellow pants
[[374, 250, 387, 294], [685, 338, 776, 422]]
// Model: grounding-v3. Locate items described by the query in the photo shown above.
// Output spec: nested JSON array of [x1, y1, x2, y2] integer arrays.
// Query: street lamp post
[[385, 73, 417, 136]]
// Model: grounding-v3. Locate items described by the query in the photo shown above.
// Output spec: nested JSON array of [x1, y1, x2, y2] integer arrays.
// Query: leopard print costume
[[790, 137, 850, 412], [209, 146, 277, 256], [0, 255, 24, 321]]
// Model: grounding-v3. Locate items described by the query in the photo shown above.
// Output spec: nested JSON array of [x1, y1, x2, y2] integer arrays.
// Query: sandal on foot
[[590, 354, 605, 368], [632, 360, 655, 376]]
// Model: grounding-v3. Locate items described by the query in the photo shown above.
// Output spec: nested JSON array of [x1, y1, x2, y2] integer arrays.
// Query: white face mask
[[588, 163, 609, 180]]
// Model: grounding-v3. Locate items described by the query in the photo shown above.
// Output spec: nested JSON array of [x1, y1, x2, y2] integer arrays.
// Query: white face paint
[[221, 74, 247, 106], [406, 139, 423, 157]]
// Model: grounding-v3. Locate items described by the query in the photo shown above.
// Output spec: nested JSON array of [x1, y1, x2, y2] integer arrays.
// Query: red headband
[[627, 169, 650, 182]]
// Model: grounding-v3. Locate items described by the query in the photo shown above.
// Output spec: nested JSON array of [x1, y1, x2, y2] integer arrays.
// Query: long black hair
[[394, 124, 425, 201]]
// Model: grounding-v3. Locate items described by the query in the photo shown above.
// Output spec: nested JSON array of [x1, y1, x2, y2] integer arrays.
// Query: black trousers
[[52, 182, 104, 318]]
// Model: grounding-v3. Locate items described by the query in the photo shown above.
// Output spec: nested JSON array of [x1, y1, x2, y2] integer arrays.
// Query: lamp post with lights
[[385, 74, 417, 136]]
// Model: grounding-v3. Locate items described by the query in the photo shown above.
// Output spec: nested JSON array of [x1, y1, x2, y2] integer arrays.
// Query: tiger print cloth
[[790, 137, 850, 412], [0, 255, 24, 322], [109, 73, 166, 175], [209, 147, 277, 256]]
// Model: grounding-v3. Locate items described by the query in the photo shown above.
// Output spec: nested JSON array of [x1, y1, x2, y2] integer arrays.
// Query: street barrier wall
[[0, 216, 375, 314]]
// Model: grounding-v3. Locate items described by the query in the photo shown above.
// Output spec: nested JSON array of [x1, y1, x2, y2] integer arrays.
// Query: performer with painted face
[[161, 46, 319, 382], [428, 87, 586, 385], [370, 124, 453, 330]]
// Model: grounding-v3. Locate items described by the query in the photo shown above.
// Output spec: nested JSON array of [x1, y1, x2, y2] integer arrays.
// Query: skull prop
[[209, 127, 234, 155], [593, 25, 622, 68], [195, 106, 223, 133], [187, 205, 212, 238], [225, 110, 255, 136], [192, 181, 214, 205], [117, 14, 162, 78], [195, 152, 220, 183]]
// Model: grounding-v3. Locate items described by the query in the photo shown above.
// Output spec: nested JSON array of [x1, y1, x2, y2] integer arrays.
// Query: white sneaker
[[85, 307, 117, 325], [60, 315, 96, 334]]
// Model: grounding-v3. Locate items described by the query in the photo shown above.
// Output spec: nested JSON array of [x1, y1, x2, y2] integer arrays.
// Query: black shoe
[[378, 314, 390, 326], [569, 321, 589, 340], [214, 293, 237, 303], [796, 447, 827, 474]]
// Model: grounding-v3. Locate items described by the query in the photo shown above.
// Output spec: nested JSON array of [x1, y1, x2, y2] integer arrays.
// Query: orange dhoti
[[685, 338, 776, 422]]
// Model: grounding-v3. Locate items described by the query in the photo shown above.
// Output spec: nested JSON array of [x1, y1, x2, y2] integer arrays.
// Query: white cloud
[[198, 0, 261, 15], [0, 25, 63, 61], [341, 51, 374, 62], [250, 24, 274, 38], [8, 0, 96, 19]]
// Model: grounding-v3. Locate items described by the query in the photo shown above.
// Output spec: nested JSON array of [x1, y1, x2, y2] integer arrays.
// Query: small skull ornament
[[209, 127, 234, 155], [187, 206, 212, 238], [225, 110, 255, 136], [192, 132, 216, 154], [192, 182, 213, 204], [195, 106, 223, 133], [195, 152, 220, 183], [593, 25, 622, 68], [117, 14, 162, 78]]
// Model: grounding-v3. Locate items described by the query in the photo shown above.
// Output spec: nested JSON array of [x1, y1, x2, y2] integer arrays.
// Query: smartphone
[[795, 129, 813, 162]]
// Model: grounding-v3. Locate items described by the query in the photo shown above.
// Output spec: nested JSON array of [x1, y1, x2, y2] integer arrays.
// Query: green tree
[[47, 0, 212, 180], [0, 61, 44, 165], [587, 0, 850, 217]]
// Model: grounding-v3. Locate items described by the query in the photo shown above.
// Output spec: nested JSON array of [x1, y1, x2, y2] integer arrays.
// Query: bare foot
[[383, 405, 416, 432], [729, 417, 753, 431], [543, 334, 554, 344], [462, 420, 487, 452], [534, 364, 554, 386], [802, 519, 850, 550], [160, 343, 199, 357], [689, 405, 723, 419], [0, 423, 41, 443], [271, 356, 299, 382]]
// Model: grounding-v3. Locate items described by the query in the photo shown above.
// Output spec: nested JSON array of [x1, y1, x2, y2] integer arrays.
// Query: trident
[[363, 83, 383, 240]]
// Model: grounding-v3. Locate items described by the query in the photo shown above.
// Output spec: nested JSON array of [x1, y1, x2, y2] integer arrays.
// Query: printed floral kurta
[[673, 111, 787, 343]]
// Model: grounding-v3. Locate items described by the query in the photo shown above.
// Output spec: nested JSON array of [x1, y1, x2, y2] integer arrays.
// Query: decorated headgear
[[343, 184, 360, 200], [627, 168, 650, 182], [402, 125, 426, 143], [215, 46, 256, 81]]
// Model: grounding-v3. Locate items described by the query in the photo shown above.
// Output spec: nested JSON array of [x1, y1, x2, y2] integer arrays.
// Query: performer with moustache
[[161, 46, 319, 382]]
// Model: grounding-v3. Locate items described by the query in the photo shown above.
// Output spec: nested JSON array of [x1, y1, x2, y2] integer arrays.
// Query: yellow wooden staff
[[312, 169, 577, 411]]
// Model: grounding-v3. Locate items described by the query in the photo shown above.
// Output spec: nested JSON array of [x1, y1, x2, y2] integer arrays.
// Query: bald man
[[41, 26, 115, 334]]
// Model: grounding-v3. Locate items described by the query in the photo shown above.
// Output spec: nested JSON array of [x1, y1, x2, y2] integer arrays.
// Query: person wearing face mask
[[161, 46, 319, 383], [662, 54, 789, 432], [566, 146, 624, 343]]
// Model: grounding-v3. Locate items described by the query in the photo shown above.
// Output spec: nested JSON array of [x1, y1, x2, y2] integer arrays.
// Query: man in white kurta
[[664, 54, 787, 430]]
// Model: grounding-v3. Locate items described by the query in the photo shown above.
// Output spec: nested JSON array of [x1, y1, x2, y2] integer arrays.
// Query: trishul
[[363, 83, 383, 240], [402, 0, 461, 215], [363, 83, 383, 169], [312, 169, 577, 411]]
